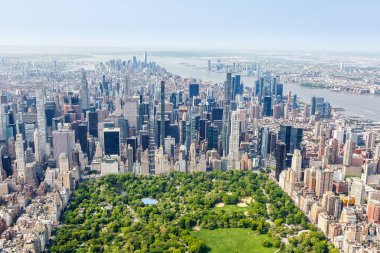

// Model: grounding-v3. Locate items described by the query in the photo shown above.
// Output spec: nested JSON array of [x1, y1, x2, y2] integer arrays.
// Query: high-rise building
[[287, 91, 292, 107], [273, 104, 282, 119], [222, 73, 232, 156], [77, 123, 88, 154], [322, 192, 342, 219], [263, 96, 272, 117], [24, 162, 37, 187], [160, 81, 165, 153], [224, 73, 232, 102], [275, 83, 283, 100], [275, 142, 286, 180], [278, 124, 292, 153], [103, 128, 120, 156], [289, 127, 303, 153], [292, 94, 297, 109], [124, 100, 138, 128], [368, 191, 380, 224], [189, 83, 199, 98], [315, 169, 333, 197], [291, 149, 302, 182], [368, 200, 380, 224], [374, 145, 380, 161], [35, 82, 47, 162], [232, 75, 242, 99], [365, 131, 376, 150], [0, 105, 5, 141], [88, 111, 98, 137], [15, 134, 25, 179], [331, 138, 339, 164], [144, 51, 148, 67], [207, 124, 218, 150], [343, 139, 355, 167], [304, 167, 317, 192], [59, 153, 70, 174], [271, 76, 277, 96], [228, 111, 240, 170], [318, 136, 326, 159], [310, 96, 331, 118], [258, 77, 264, 103], [25, 147, 34, 164], [52, 129, 75, 167], [126, 145, 134, 173], [350, 178, 365, 206], [148, 84, 156, 174], [258, 126, 270, 158], [80, 68, 89, 110]]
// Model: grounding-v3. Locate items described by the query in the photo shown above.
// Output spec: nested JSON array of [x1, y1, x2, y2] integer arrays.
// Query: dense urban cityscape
[[1, 1, 380, 252], [0, 49, 378, 252]]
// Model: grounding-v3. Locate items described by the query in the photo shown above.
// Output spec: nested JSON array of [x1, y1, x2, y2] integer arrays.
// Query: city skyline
[[1, 0, 380, 52], [1, 1, 380, 252]]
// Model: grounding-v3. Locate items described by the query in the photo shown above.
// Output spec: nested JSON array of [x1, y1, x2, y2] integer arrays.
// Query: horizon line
[[0, 44, 380, 55]]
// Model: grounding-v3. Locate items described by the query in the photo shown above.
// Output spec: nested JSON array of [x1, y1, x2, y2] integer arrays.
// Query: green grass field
[[192, 228, 278, 253], [213, 204, 254, 214]]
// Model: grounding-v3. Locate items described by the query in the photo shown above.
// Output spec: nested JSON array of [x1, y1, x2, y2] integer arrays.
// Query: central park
[[49, 171, 337, 253]]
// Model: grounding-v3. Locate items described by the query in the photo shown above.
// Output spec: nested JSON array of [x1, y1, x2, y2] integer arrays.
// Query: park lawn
[[191, 228, 278, 253], [213, 204, 254, 214]]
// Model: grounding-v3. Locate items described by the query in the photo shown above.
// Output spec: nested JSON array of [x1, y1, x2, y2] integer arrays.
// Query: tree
[[262, 239, 273, 248]]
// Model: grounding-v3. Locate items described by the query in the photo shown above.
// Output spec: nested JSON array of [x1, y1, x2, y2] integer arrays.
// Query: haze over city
[[1, 0, 380, 52]]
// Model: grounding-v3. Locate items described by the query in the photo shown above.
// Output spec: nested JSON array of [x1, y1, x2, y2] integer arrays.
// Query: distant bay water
[[1, 47, 378, 121], [151, 54, 380, 121]]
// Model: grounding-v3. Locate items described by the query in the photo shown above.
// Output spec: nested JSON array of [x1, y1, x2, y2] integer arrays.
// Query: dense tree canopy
[[49, 171, 334, 253]]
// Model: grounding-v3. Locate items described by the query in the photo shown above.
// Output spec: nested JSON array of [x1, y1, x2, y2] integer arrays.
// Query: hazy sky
[[1, 0, 379, 52]]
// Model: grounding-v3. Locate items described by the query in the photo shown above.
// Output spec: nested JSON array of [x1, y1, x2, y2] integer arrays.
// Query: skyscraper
[[315, 169, 333, 197], [289, 127, 303, 153], [59, 153, 70, 174], [318, 136, 326, 159], [35, 82, 47, 162], [148, 84, 156, 174], [278, 124, 292, 153], [207, 124, 218, 150], [365, 131, 376, 150], [88, 111, 98, 137], [224, 73, 232, 102], [80, 68, 89, 110], [228, 110, 240, 170], [258, 126, 270, 158], [52, 129, 75, 167], [77, 123, 88, 154], [144, 51, 148, 67], [15, 134, 25, 179], [232, 75, 242, 99], [263, 96, 272, 117], [222, 73, 232, 156], [310, 96, 330, 118], [291, 149, 302, 182], [275, 142, 286, 180], [103, 128, 120, 156], [310, 96, 317, 116], [331, 138, 339, 164], [343, 139, 355, 167], [160, 81, 165, 153], [0, 105, 6, 141], [189, 83, 199, 98]]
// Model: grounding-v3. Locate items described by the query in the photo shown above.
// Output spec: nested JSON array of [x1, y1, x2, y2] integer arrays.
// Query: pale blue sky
[[0, 0, 379, 52]]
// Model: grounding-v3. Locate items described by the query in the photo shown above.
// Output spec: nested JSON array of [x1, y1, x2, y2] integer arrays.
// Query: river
[[1, 47, 378, 120], [150, 54, 380, 121]]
